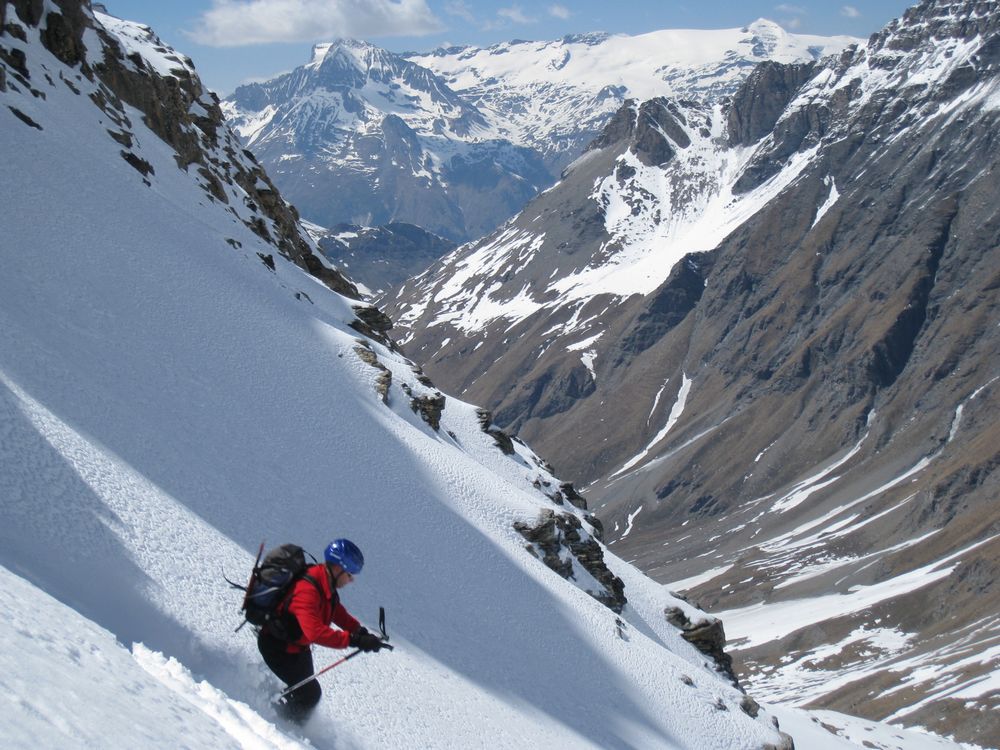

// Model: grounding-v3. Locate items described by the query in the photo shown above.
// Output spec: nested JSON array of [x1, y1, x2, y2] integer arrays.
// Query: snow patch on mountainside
[[767, 705, 987, 750], [812, 175, 840, 227], [567, 137, 821, 302], [719, 534, 999, 650], [416, 226, 548, 332], [614, 374, 693, 478], [566, 331, 603, 380]]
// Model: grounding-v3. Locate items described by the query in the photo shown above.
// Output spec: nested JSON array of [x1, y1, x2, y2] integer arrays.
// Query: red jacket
[[281, 564, 360, 653]]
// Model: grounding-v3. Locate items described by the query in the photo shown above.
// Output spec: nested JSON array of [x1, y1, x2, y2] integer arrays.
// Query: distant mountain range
[[222, 22, 856, 243], [408, 21, 856, 170], [387, 1, 1000, 744]]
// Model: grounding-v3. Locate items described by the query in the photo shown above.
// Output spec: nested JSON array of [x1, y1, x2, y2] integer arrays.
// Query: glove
[[350, 629, 383, 652]]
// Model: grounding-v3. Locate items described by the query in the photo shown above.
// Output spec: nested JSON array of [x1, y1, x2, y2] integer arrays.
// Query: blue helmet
[[324, 538, 364, 574]]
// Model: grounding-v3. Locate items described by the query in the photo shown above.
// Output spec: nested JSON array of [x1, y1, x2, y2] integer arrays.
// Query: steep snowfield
[[0, 6, 786, 749], [0, 565, 308, 749], [2, 564, 973, 750]]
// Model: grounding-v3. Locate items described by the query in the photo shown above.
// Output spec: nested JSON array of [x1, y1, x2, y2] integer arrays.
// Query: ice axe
[[275, 607, 394, 702]]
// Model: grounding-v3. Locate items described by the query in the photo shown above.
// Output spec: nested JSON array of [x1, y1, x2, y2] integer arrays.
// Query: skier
[[258, 538, 385, 722]]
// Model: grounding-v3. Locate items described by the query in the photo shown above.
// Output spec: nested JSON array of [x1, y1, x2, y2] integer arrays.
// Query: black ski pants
[[258, 631, 321, 722]]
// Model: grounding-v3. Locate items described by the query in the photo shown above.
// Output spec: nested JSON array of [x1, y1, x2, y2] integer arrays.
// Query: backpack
[[228, 543, 323, 641]]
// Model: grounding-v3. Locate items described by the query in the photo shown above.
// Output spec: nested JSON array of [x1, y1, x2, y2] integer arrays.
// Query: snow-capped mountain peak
[[306, 38, 453, 99], [313, 39, 392, 77], [742, 17, 814, 55]]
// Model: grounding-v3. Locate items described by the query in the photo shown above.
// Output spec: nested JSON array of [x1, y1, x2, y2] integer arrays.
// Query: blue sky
[[101, 0, 917, 95]]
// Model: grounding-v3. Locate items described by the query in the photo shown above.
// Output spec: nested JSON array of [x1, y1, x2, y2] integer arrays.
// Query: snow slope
[[0, 564, 309, 750], [0, 5, 791, 749], [3, 563, 974, 750]]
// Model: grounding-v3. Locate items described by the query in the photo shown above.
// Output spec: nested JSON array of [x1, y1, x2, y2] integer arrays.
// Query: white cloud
[[497, 5, 536, 25], [548, 4, 571, 19], [188, 0, 444, 47], [841, 5, 861, 18], [444, 0, 475, 24], [782, 17, 803, 30], [774, 3, 805, 13]]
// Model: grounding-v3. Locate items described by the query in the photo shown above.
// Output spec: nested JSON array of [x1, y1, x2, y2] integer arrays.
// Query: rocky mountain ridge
[[387, 0, 1000, 744]]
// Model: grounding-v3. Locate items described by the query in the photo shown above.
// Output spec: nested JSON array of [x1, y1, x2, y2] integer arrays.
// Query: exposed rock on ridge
[[664, 605, 740, 689], [514, 508, 627, 614]]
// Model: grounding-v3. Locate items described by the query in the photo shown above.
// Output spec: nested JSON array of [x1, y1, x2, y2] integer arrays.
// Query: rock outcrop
[[726, 60, 818, 147], [514, 508, 627, 613], [664, 605, 740, 689]]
